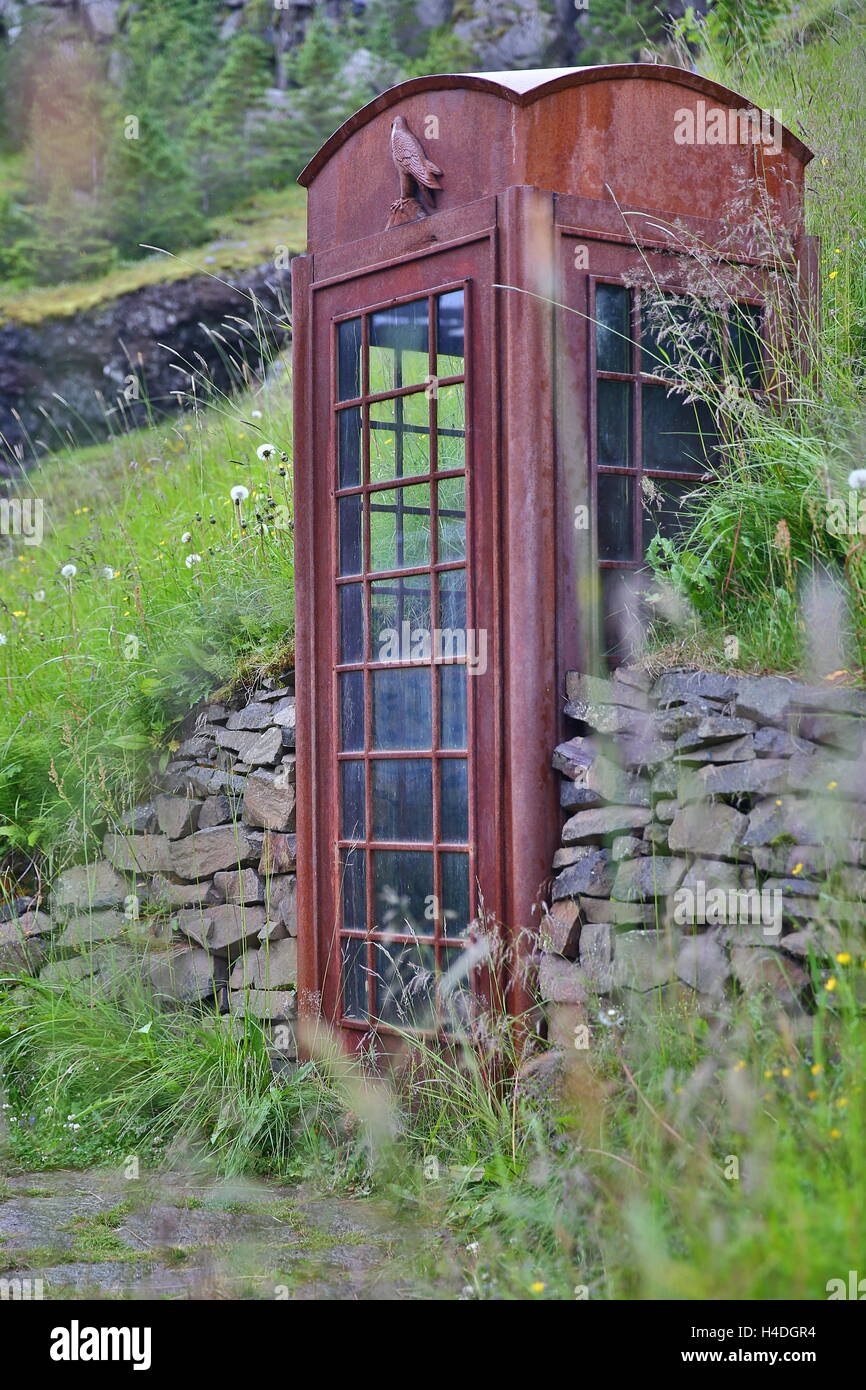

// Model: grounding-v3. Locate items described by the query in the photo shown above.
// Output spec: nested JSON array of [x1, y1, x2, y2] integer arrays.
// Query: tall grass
[[0, 338, 295, 869]]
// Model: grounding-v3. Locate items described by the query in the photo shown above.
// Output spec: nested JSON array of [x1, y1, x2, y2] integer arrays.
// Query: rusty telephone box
[[292, 65, 814, 1047]]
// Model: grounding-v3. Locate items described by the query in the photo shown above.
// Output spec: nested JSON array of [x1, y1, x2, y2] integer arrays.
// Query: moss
[[0, 187, 305, 326]]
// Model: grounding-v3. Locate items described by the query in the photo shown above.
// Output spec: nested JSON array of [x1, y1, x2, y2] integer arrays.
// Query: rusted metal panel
[[293, 64, 815, 1048]]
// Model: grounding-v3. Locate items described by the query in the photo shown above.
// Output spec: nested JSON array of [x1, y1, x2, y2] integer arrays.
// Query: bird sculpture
[[387, 116, 443, 228]]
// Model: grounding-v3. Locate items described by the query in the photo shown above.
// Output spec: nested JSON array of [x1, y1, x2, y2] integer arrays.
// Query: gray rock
[[612, 665, 653, 692], [241, 768, 296, 831], [644, 823, 669, 847], [615, 735, 674, 771], [271, 696, 296, 729], [541, 900, 581, 958], [264, 874, 297, 934], [170, 825, 259, 879], [52, 861, 128, 914], [561, 804, 652, 844], [118, 802, 156, 833], [258, 832, 297, 876], [730, 947, 807, 1008], [552, 849, 613, 899], [668, 802, 747, 858], [228, 938, 297, 990], [229, 988, 296, 1021], [733, 675, 799, 725], [560, 782, 604, 810], [39, 954, 95, 988], [676, 933, 729, 994], [612, 856, 687, 902], [653, 671, 737, 706], [226, 702, 275, 731], [680, 860, 754, 893], [176, 735, 218, 760], [215, 725, 283, 766], [154, 794, 201, 839], [585, 756, 652, 806], [691, 759, 789, 798], [794, 714, 864, 754], [213, 868, 265, 905], [0, 921, 44, 976], [579, 922, 613, 992], [676, 735, 756, 764], [753, 726, 816, 758], [654, 799, 678, 822], [552, 737, 596, 780], [612, 930, 678, 990], [103, 833, 174, 874], [150, 874, 216, 908], [579, 896, 656, 925], [611, 835, 649, 860], [538, 953, 587, 1004], [174, 904, 268, 957], [553, 845, 596, 868], [148, 947, 226, 1005], [564, 701, 652, 736], [198, 794, 236, 829], [675, 716, 756, 749], [566, 672, 649, 711], [56, 911, 126, 952]]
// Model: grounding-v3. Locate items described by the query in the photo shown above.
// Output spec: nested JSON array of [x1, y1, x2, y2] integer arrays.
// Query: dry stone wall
[[0, 673, 298, 1064], [540, 667, 866, 1045]]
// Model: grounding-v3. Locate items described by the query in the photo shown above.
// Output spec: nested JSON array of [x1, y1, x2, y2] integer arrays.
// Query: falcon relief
[[386, 116, 443, 228]]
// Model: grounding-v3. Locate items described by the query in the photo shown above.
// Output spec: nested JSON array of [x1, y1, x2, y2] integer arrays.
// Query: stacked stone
[[540, 667, 866, 1039], [0, 674, 298, 1066]]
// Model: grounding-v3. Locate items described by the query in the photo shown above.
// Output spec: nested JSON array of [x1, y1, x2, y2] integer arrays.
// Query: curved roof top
[[298, 63, 812, 186]]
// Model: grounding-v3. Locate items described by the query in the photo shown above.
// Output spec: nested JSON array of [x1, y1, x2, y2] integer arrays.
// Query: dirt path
[[0, 1167, 443, 1300]]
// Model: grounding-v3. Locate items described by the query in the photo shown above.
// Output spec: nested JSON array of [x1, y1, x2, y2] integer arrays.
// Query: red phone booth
[[292, 65, 814, 1048]]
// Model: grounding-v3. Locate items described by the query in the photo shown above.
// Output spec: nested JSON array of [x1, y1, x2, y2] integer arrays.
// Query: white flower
[[0, 634, 6, 646], [34, 590, 45, 602], [848, 469, 866, 491], [101, 566, 115, 580], [60, 563, 77, 579], [251, 409, 262, 419], [181, 531, 192, 544], [230, 485, 250, 503], [185, 553, 202, 568], [256, 443, 277, 461]]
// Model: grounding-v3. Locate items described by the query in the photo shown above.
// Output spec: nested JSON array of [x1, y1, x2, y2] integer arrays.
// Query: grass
[[0, 358, 295, 868], [0, 186, 306, 325], [1, 945, 864, 1298], [630, 1, 866, 672]]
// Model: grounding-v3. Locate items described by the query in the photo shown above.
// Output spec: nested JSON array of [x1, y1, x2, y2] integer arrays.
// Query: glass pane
[[341, 848, 367, 931], [337, 317, 362, 401], [729, 302, 764, 388], [640, 296, 721, 377], [596, 472, 634, 561], [369, 482, 431, 573], [339, 670, 364, 752], [437, 476, 466, 563], [372, 668, 432, 749], [339, 583, 364, 663], [441, 852, 471, 938], [369, 391, 430, 483], [341, 936, 368, 1021], [595, 283, 631, 374], [436, 383, 465, 471], [641, 477, 699, 553], [338, 406, 361, 488], [373, 849, 434, 935], [642, 385, 719, 473], [369, 300, 429, 393], [373, 940, 436, 1028], [600, 568, 643, 667], [438, 568, 466, 631], [340, 760, 365, 840], [597, 379, 632, 467], [439, 665, 467, 749], [436, 290, 464, 376], [371, 576, 431, 658], [440, 944, 474, 1026], [372, 759, 433, 841], [338, 494, 362, 576], [440, 759, 468, 842]]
